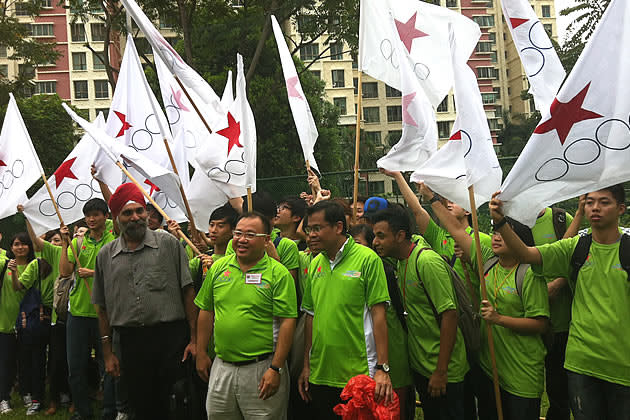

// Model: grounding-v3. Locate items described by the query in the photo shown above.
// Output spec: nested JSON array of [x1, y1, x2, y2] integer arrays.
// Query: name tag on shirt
[[245, 273, 262, 284]]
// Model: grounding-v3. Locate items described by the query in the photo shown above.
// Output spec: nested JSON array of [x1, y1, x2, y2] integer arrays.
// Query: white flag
[[63, 104, 187, 217], [195, 54, 257, 193], [120, 0, 224, 130], [501, 0, 566, 113], [411, 27, 502, 211], [359, 0, 480, 106], [500, 0, 630, 227], [185, 170, 230, 231], [271, 15, 319, 173], [221, 70, 234, 110], [0, 94, 43, 220], [23, 114, 106, 236]]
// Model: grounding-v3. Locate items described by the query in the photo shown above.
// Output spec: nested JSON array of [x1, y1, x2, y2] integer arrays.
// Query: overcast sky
[[555, 0, 577, 43]]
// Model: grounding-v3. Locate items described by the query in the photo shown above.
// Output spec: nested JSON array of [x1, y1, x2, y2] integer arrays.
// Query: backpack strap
[[483, 256, 500, 277], [273, 235, 282, 249], [414, 247, 441, 325], [619, 233, 630, 281], [383, 262, 407, 332], [0, 259, 8, 298], [514, 263, 531, 298], [552, 207, 568, 240], [570, 234, 592, 284]]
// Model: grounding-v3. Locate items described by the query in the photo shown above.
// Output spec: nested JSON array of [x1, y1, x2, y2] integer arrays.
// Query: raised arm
[[59, 225, 75, 277], [380, 169, 431, 234], [17, 205, 45, 252], [564, 195, 585, 239]]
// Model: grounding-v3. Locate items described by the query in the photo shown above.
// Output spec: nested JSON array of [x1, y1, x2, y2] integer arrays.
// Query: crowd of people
[[0, 168, 628, 420]]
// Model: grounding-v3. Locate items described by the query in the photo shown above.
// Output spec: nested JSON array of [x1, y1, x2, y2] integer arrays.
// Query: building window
[[493, 87, 501, 98], [481, 93, 496, 104], [94, 80, 109, 99], [472, 15, 494, 27], [437, 121, 452, 139], [437, 97, 448, 112], [352, 53, 358, 69], [387, 105, 402, 122], [91, 23, 106, 42], [477, 67, 498, 79], [494, 105, 503, 117], [362, 82, 378, 98], [299, 44, 319, 61], [31, 24, 54, 37], [353, 77, 358, 94], [333, 97, 347, 115], [15, 2, 31, 16], [297, 15, 314, 33], [71, 23, 86, 42], [542, 5, 551, 18], [385, 85, 401, 98], [96, 108, 109, 119], [488, 32, 496, 43], [72, 52, 87, 71], [387, 130, 402, 144], [35, 81, 56, 95], [159, 14, 176, 29], [446, 0, 458, 7], [0, 45, 6, 58], [310, 70, 320, 79], [231, 0, 244, 6], [41, 0, 52, 7], [488, 119, 501, 130], [74, 80, 88, 99], [365, 131, 382, 144], [331, 69, 345, 88], [476, 42, 493, 53], [18, 64, 35, 78], [368, 181, 385, 195], [490, 51, 498, 63], [543, 24, 553, 36], [92, 52, 105, 70], [330, 42, 343, 60], [486, 0, 494, 7], [0, 65, 8, 77], [363, 107, 380, 123]]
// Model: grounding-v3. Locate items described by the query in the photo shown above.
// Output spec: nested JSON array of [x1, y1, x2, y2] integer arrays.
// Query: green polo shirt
[[38, 241, 62, 323], [531, 208, 574, 333], [0, 249, 6, 259], [0, 259, 27, 333], [298, 250, 315, 299], [226, 229, 300, 271], [534, 235, 630, 387], [471, 242, 550, 398], [195, 253, 297, 362], [397, 244, 469, 383], [68, 228, 117, 318], [302, 237, 390, 388]]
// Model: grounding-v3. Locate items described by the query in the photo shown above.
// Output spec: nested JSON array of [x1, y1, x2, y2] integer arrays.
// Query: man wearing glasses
[[195, 212, 298, 420]]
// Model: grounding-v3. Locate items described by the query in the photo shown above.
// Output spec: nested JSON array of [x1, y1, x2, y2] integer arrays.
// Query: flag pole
[[468, 185, 504, 420], [174, 75, 213, 136], [352, 71, 363, 224], [246, 186, 253, 212]]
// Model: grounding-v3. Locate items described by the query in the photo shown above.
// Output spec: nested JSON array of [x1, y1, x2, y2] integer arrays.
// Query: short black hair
[[146, 203, 164, 224], [210, 203, 239, 229], [357, 196, 369, 205], [349, 224, 375, 248], [503, 217, 535, 247], [370, 207, 412, 239], [306, 201, 347, 235], [7, 232, 35, 263], [44, 229, 61, 242], [73, 219, 88, 230], [587, 184, 626, 205], [237, 211, 272, 234], [279, 197, 306, 222], [242, 191, 277, 221], [82, 198, 109, 216]]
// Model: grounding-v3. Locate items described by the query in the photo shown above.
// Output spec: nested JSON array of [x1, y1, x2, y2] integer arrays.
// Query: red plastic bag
[[333, 375, 400, 420]]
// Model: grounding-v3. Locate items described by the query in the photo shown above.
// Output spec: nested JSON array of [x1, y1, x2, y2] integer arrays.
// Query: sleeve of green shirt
[[271, 264, 298, 318], [278, 238, 300, 270], [469, 239, 496, 274], [194, 262, 218, 311], [533, 237, 577, 279], [424, 219, 446, 250], [300, 258, 317, 314], [18, 259, 39, 290], [418, 251, 457, 314], [363, 254, 390, 308], [521, 270, 551, 319], [189, 257, 201, 281]]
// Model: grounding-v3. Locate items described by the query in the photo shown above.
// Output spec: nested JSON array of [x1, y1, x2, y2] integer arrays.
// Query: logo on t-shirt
[[343, 270, 362, 278]]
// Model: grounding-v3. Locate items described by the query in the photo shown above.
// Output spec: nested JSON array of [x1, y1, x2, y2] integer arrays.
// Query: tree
[[496, 111, 540, 177]]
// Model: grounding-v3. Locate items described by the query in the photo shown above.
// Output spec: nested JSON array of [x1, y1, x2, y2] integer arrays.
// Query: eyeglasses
[[304, 223, 331, 234], [277, 204, 291, 212], [233, 230, 268, 240]]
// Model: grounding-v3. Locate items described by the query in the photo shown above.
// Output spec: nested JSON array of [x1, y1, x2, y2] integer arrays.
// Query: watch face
[[382, 363, 390, 372]]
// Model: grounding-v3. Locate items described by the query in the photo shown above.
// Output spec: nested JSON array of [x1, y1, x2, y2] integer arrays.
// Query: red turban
[[108, 183, 146, 220]]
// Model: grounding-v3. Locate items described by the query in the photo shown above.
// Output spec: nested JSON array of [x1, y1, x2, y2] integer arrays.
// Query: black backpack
[[570, 233, 630, 283], [16, 258, 52, 344], [551, 207, 568, 241]]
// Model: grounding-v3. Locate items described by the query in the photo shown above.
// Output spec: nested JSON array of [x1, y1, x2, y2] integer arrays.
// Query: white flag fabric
[[185, 170, 230, 231], [411, 27, 502, 211], [0, 94, 43, 220], [23, 114, 106, 236], [120, 0, 224, 130], [359, 0, 480, 106], [195, 54, 257, 193], [501, 0, 565, 113], [221, 70, 234, 110], [63, 104, 187, 217], [500, 0, 630, 227], [271, 15, 320, 173]]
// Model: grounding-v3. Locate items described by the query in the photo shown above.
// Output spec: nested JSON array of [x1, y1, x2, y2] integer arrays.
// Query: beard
[[119, 218, 148, 242]]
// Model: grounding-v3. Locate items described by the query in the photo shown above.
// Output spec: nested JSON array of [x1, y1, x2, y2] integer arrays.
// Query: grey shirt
[[93, 228, 193, 328]]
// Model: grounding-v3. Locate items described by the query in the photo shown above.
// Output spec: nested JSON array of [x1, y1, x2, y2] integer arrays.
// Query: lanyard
[[492, 264, 518, 310]]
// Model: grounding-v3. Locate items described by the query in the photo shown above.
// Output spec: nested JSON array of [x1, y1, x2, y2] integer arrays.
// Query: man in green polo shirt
[[299, 201, 392, 420], [489, 185, 630, 419], [195, 212, 297, 419], [59, 198, 117, 420]]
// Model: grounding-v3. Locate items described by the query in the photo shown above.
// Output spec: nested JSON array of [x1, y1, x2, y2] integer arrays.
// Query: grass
[[1, 392, 101, 420]]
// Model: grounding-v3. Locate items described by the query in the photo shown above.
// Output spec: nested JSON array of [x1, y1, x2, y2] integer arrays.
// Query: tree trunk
[[246, 0, 279, 82], [176, 0, 194, 64]]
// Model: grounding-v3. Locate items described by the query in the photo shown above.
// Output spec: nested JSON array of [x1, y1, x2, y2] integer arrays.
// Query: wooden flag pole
[[246, 186, 253, 212], [174, 75, 213, 136], [161, 138, 198, 235], [468, 185, 504, 420], [115, 161, 201, 257], [352, 71, 363, 224]]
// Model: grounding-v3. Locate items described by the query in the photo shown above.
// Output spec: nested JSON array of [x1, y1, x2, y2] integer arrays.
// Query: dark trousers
[[307, 383, 343, 420], [0, 333, 17, 401], [116, 320, 189, 420], [49, 322, 70, 403], [545, 331, 570, 420], [474, 366, 540, 420], [17, 331, 47, 402], [67, 313, 116, 419], [568, 371, 630, 420], [464, 367, 479, 420], [413, 370, 465, 420]]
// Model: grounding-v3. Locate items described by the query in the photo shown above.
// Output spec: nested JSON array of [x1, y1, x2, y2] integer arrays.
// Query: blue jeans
[[66, 313, 115, 419], [412, 370, 465, 420], [568, 371, 630, 420]]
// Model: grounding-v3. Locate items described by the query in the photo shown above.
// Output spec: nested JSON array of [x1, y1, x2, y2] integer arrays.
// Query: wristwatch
[[375, 363, 390, 373], [269, 364, 283, 374], [429, 194, 441, 204]]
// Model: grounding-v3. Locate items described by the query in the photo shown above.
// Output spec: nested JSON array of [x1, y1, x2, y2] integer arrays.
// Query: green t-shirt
[[226, 229, 300, 271], [0, 259, 27, 333], [67, 229, 117, 318], [39, 241, 62, 323], [471, 242, 550, 398], [0, 248, 6, 258], [195, 253, 297, 362], [298, 250, 315, 299], [535, 235, 630, 387], [397, 245, 469, 382], [19, 258, 55, 308], [531, 208, 574, 333], [302, 237, 390, 388], [424, 219, 492, 306]]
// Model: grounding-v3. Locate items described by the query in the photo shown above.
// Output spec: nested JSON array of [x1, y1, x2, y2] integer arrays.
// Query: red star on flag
[[217, 112, 242, 156], [450, 131, 462, 141], [144, 179, 160, 195], [0, 159, 6, 167], [395, 12, 429, 53], [171, 86, 190, 112], [53, 157, 79, 188], [534, 83, 604, 145], [114, 111, 132, 138], [402, 92, 418, 127], [510, 18, 529, 29], [286, 76, 304, 100]]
